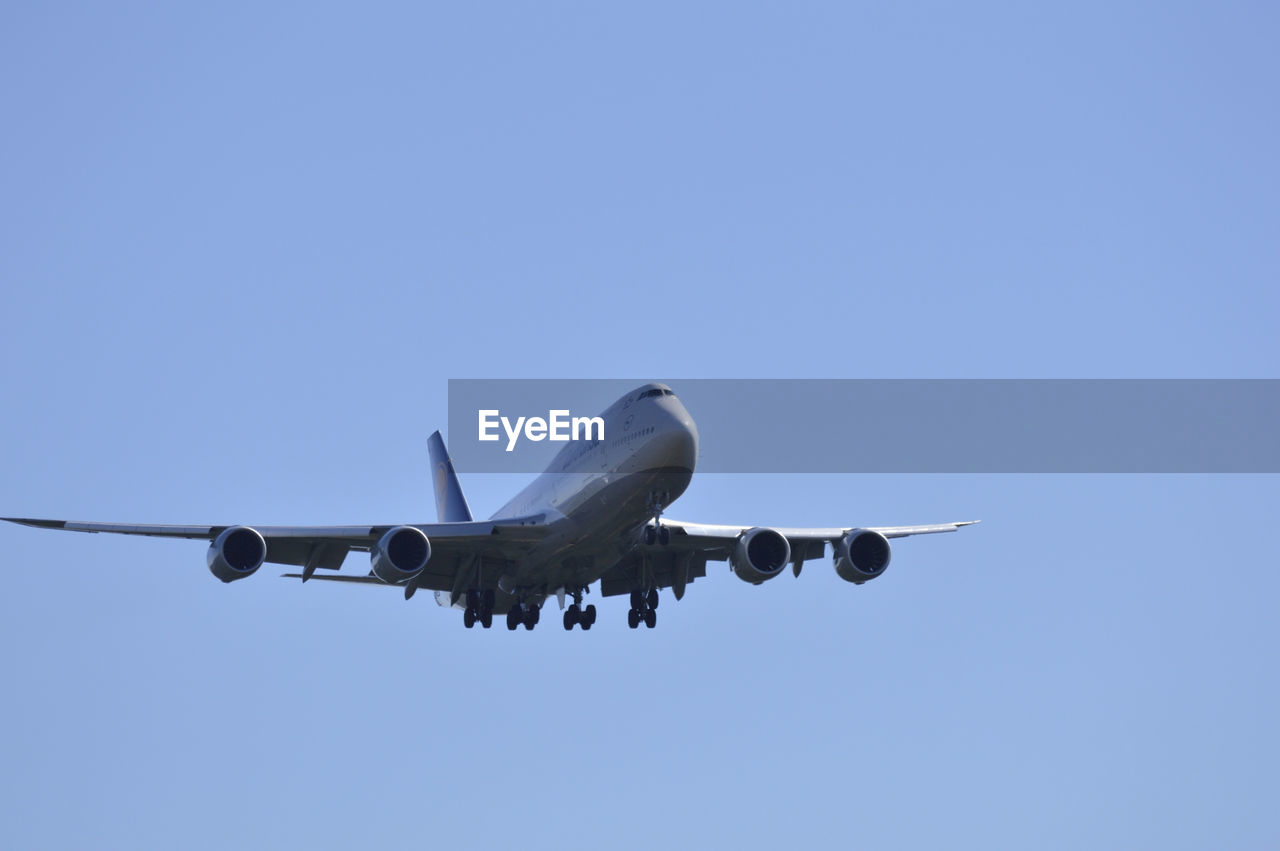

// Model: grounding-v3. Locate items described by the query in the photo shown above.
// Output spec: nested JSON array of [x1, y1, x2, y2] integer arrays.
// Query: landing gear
[[562, 589, 597, 631], [505, 595, 544, 630], [464, 588, 496, 629], [643, 524, 671, 546], [644, 491, 672, 546], [564, 605, 589, 630], [629, 589, 659, 610], [628, 587, 659, 628]]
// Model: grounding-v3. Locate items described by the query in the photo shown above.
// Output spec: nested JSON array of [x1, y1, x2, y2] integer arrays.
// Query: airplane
[[4, 382, 977, 631]]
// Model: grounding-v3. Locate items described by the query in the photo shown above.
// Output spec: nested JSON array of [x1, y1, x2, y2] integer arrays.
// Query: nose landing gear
[[643, 524, 671, 546], [643, 490, 673, 546]]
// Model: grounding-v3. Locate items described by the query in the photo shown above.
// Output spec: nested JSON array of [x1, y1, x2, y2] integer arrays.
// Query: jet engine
[[833, 529, 892, 584], [370, 526, 432, 584], [730, 527, 791, 584], [207, 526, 267, 583]]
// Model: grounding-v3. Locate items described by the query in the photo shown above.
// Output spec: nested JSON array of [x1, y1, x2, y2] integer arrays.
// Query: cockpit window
[[639, 388, 664, 399], [662, 389, 674, 396]]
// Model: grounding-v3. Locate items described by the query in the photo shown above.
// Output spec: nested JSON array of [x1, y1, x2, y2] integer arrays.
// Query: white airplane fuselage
[[436, 383, 699, 608]]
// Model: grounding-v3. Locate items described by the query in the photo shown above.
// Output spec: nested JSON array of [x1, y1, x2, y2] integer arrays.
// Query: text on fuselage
[[478, 410, 606, 452]]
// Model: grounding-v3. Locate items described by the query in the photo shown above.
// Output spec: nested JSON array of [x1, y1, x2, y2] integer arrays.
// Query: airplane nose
[[664, 419, 698, 472], [655, 403, 698, 472]]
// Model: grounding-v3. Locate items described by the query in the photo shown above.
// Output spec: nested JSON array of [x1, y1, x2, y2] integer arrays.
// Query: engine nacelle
[[207, 526, 267, 583], [370, 526, 431, 584], [730, 527, 791, 584], [834, 529, 892, 584]]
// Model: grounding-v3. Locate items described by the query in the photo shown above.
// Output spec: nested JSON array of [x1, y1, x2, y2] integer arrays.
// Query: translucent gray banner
[[446, 379, 1280, 473]]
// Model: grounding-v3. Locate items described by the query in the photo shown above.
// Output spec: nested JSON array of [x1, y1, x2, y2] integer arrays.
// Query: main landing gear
[[562, 588, 597, 631], [628, 587, 659, 629], [506, 600, 541, 631], [463, 589, 495, 629], [643, 490, 672, 546]]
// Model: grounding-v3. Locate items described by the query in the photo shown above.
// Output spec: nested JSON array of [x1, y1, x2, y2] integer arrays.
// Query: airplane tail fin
[[428, 431, 474, 522]]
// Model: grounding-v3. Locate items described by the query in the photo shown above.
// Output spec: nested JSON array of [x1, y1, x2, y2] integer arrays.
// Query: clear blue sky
[[2, 2, 1277, 848]]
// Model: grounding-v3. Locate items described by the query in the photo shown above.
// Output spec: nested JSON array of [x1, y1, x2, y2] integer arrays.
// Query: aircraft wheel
[[630, 590, 644, 610], [507, 606, 522, 631], [463, 607, 476, 628], [480, 608, 493, 629], [644, 525, 657, 546], [659, 526, 670, 546], [628, 608, 640, 629], [644, 608, 657, 629], [524, 606, 538, 630], [564, 605, 579, 631], [584, 604, 597, 626], [647, 588, 659, 610]]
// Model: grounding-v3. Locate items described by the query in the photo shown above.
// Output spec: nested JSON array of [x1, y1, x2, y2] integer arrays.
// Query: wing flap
[[265, 539, 351, 570], [282, 571, 456, 593], [599, 550, 709, 598]]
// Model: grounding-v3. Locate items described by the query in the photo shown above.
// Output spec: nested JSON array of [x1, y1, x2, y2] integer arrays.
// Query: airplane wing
[[655, 518, 978, 562], [597, 518, 978, 599], [2, 516, 550, 594], [663, 518, 978, 545]]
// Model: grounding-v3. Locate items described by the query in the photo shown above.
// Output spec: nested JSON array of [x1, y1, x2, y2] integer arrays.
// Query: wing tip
[[2, 517, 67, 529]]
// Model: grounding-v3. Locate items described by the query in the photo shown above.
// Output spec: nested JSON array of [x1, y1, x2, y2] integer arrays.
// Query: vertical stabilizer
[[427, 431, 474, 522]]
